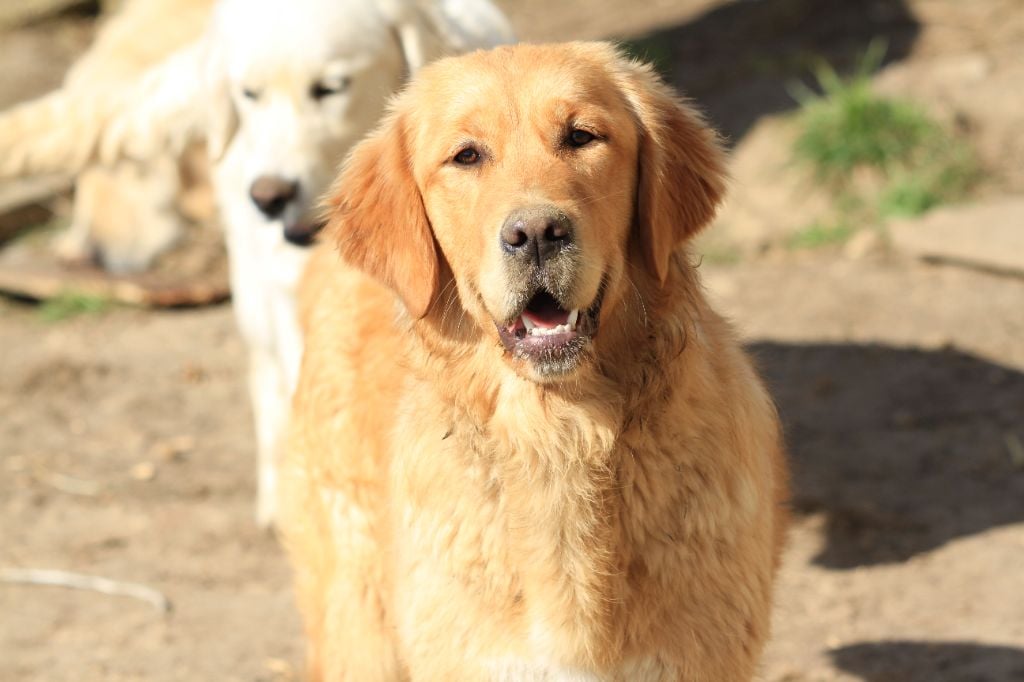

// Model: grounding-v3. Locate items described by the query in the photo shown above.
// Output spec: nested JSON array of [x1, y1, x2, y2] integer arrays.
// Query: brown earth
[[1, 1, 1023, 680]]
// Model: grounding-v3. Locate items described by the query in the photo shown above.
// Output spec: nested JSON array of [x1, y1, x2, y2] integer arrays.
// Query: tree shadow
[[831, 640, 1024, 681], [748, 342, 1024, 569], [615, 0, 922, 144]]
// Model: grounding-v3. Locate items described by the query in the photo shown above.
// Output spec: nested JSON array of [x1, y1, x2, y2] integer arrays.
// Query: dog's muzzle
[[495, 206, 605, 376]]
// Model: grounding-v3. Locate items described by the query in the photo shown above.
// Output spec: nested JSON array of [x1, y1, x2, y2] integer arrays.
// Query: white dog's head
[[207, 0, 422, 247], [106, 0, 513, 252]]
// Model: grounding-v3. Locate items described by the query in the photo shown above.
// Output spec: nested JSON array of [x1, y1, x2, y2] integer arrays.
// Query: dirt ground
[[2, 1, 1023, 681]]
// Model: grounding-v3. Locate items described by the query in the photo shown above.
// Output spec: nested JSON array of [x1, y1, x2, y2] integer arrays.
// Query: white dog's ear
[[325, 110, 439, 319], [199, 40, 238, 161], [615, 53, 728, 285]]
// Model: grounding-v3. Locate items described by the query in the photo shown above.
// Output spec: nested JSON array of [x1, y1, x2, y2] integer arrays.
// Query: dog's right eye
[[453, 147, 481, 166], [566, 128, 596, 148]]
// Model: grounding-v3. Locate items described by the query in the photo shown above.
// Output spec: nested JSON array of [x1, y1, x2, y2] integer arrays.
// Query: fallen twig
[[0, 568, 172, 614], [31, 465, 102, 497]]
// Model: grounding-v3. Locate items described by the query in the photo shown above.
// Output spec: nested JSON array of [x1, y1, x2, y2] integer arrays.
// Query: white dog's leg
[[248, 344, 288, 529], [54, 167, 102, 265]]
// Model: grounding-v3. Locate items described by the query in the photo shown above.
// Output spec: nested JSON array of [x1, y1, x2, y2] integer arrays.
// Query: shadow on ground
[[748, 342, 1024, 569], [617, 0, 921, 143], [832, 640, 1024, 681]]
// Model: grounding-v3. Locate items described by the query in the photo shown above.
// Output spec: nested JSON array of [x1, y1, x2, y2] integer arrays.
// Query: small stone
[[150, 435, 195, 461], [130, 461, 156, 481], [264, 657, 295, 679]]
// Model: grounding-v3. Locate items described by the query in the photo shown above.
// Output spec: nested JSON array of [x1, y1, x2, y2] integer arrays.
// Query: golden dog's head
[[327, 42, 726, 381]]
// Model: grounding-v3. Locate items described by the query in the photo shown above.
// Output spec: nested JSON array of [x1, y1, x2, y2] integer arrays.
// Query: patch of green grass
[[791, 41, 977, 221], [879, 144, 978, 218], [786, 221, 855, 250], [879, 175, 941, 218], [37, 292, 114, 322], [794, 84, 936, 181]]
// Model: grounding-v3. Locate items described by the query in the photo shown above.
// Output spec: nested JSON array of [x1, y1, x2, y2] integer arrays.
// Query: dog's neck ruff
[[399, 268, 706, 665]]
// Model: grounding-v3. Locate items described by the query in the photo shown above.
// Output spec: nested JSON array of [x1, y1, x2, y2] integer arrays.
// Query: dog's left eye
[[453, 147, 481, 165], [311, 78, 351, 100], [567, 128, 596, 147]]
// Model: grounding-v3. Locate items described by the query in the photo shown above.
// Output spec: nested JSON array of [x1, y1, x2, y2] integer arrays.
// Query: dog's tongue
[[522, 291, 570, 328]]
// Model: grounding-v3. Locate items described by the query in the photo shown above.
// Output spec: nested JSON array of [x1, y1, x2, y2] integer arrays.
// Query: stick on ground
[[0, 568, 172, 613]]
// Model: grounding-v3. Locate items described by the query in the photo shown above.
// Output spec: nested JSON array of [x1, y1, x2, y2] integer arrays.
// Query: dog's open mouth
[[496, 284, 605, 375]]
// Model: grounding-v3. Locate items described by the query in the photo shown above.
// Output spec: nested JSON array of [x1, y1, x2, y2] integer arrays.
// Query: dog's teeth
[[568, 309, 579, 329], [522, 319, 578, 337], [527, 324, 570, 337]]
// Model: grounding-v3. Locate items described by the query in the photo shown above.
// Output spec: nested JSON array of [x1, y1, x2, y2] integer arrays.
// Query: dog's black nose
[[500, 206, 573, 267], [283, 220, 324, 247], [250, 176, 299, 219]]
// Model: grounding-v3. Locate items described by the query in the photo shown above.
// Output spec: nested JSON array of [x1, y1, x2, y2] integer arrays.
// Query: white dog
[[0, 0, 514, 526]]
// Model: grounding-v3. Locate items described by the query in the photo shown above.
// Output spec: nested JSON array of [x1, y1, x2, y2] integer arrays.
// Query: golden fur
[[281, 42, 789, 681]]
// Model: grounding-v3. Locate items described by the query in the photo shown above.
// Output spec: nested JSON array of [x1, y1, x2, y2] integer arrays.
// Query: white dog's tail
[[0, 87, 117, 180], [0, 39, 212, 181], [385, 0, 515, 72], [430, 0, 516, 51]]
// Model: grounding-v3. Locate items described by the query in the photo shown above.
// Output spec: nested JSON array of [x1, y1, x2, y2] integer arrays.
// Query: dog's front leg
[[248, 345, 288, 529]]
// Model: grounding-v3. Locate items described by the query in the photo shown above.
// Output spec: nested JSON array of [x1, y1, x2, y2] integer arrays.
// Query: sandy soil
[[1, 1, 1023, 680]]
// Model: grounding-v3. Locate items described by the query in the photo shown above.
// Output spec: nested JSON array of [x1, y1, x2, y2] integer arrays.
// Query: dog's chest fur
[[387, 353, 765, 679]]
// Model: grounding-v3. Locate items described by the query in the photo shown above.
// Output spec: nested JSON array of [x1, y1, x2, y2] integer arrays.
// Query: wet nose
[[283, 221, 324, 247], [500, 206, 573, 267], [249, 176, 299, 219]]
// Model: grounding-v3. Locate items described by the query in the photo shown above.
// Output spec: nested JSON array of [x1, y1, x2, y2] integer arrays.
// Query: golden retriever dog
[[0, 0, 513, 527], [281, 42, 789, 681], [40, 0, 215, 271]]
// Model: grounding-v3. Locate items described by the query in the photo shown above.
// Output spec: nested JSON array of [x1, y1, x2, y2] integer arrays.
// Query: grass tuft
[[38, 292, 114, 322], [791, 41, 977, 230], [786, 221, 855, 250]]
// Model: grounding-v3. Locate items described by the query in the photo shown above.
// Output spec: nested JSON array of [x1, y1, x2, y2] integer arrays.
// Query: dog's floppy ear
[[616, 57, 728, 284], [204, 75, 238, 161], [196, 39, 238, 161], [325, 112, 439, 319]]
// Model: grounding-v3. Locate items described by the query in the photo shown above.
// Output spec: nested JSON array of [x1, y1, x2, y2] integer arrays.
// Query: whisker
[[574, 189, 631, 208], [438, 279, 462, 329], [624, 274, 650, 330]]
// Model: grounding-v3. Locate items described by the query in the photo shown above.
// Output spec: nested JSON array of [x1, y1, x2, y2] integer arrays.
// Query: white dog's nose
[[250, 176, 299, 219]]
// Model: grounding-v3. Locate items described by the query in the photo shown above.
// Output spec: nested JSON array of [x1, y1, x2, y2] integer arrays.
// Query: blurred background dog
[[0, 0, 514, 526], [0, 0, 216, 273]]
